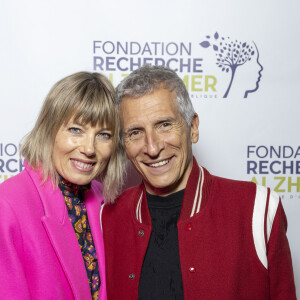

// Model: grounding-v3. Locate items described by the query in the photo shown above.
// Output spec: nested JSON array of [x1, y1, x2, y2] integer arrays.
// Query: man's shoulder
[[208, 173, 258, 207], [119, 184, 142, 199], [103, 184, 142, 214], [211, 174, 256, 192], [197, 161, 256, 195]]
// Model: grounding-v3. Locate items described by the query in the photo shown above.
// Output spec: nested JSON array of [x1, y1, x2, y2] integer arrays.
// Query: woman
[[0, 72, 125, 300]]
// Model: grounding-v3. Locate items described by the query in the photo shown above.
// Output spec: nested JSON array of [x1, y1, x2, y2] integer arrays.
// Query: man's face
[[120, 87, 199, 196]]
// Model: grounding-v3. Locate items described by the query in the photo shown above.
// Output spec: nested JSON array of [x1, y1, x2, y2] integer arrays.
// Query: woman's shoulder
[[0, 169, 39, 208], [0, 170, 29, 194], [91, 180, 103, 195]]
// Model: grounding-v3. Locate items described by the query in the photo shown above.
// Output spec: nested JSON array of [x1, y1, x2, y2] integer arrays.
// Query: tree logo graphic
[[200, 32, 263, 98]]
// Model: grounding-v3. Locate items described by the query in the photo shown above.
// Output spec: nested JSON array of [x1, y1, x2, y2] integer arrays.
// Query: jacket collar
[[85, 183, 107, 300], [134, 157, 212, 225], [25, 162, 93, 299]]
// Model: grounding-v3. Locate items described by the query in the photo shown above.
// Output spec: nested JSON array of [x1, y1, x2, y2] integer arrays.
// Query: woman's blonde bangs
[[71, 86, 118, 133], [21, 72, 126, 203]]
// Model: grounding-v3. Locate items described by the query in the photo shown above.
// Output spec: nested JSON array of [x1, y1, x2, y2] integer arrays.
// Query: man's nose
[[143, 131, 164, 157]]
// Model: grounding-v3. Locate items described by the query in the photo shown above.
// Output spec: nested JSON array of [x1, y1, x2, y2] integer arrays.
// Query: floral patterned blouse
[[58, 177, 100, 300]]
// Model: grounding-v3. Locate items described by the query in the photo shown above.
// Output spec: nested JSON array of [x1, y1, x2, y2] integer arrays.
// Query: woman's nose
[[80, 136, 95, 156]]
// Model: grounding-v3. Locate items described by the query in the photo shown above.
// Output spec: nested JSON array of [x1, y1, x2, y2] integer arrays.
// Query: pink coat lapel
[[41, 216, 91, 299], [27, 163, 93, 300], [85, 183, 107, 300]]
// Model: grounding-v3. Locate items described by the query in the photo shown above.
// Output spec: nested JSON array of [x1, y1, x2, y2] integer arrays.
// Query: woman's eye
[[69, 127, 81, 134], [99, 132, 112, 139]]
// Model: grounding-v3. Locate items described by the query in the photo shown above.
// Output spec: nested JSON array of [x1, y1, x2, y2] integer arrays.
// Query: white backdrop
[[1, 0, 299, 294]]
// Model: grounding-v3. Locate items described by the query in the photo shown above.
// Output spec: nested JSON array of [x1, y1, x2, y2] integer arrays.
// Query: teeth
[[71, 159, 94, 169], [149, 159, 169, 168]]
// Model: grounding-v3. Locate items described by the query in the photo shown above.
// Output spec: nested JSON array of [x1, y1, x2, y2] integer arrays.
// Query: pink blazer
[[0, 162, 107, 300]]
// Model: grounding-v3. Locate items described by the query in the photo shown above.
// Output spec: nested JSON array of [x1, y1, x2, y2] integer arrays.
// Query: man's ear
[[190, 113, 199, 143]]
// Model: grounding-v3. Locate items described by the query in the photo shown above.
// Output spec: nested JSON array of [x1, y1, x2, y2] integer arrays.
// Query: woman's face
[[52, 118, 113, 185]]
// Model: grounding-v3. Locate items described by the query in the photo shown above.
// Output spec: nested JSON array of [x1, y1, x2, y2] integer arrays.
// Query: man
[[102, 65, 297, 299]]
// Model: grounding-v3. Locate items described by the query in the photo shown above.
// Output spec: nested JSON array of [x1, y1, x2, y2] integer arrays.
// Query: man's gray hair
[[116, 65, 195, 126]]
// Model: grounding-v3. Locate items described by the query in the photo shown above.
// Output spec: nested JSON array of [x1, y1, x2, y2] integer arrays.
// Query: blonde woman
[[0, 72, 125, 300]]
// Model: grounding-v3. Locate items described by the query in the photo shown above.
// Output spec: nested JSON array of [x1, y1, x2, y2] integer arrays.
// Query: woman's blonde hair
[[20, 71, 125, 203]]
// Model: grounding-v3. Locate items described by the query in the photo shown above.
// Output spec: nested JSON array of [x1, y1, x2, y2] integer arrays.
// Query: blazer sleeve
[[267, 200, 297, 299], [0, 200, 31, 299]]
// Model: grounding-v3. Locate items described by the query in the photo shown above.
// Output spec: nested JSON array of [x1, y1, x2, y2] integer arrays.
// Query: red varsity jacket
[[102, 158, 296, 299]]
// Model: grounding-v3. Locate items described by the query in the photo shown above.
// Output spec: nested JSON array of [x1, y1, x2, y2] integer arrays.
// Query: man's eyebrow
[[155, 117, 176, 124], [123, 117, 176, 132], [123, 125, 143, 134]]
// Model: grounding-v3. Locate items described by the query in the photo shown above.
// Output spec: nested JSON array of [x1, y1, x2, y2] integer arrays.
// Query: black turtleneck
[[138, 189, 184, 300]]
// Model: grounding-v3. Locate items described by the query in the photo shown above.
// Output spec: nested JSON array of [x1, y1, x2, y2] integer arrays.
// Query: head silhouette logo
[[200, 32, 263, 98]]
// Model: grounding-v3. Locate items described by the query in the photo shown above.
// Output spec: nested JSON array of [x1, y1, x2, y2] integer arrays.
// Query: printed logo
[[92, 32, 263, 100], [247, 145, 300, 200], [199, 32, 263, 98], [0, 142, 24, 183]]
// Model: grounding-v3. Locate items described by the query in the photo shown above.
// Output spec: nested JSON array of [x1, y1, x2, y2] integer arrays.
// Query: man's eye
[[130, 130, 139, 136], [162, 122, 171, 127], [129, 130, 141, 138], [159, 122, 171, 130]]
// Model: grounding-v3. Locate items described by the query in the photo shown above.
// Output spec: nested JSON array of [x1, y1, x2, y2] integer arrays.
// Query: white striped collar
[[252, 185, 280, 269], [190, 165, 205, 217], [135, 165, 205, 223], [136, 192, 143, 223]]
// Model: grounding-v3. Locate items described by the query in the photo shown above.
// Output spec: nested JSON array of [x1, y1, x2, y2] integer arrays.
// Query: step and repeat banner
[[1, 0, 299, 293]]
